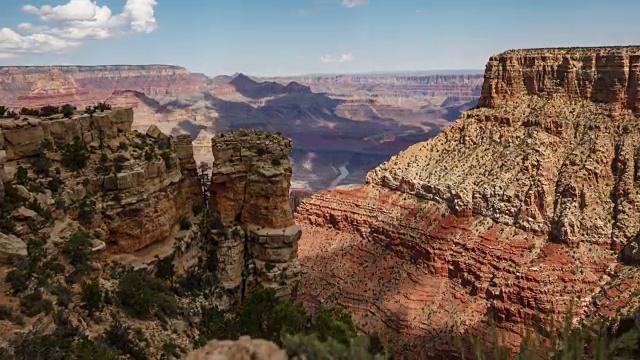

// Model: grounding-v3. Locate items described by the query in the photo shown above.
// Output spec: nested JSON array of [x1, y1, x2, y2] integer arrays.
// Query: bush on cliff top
[[61, 137, 90, 171]]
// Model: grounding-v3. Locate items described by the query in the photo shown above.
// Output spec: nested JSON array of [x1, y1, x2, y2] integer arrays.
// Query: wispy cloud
[[0, 0, 158, 58], [320, 53, 353, 64], [341, 0, 369, 8]]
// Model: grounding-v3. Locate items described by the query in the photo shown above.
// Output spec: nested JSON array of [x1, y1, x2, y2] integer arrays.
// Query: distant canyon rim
[[0, 66, 483, 192]]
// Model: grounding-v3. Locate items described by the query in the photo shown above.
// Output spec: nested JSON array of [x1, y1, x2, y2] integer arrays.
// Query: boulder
[[13, 206, 37, 220], [184, 336, 287, 360], [146, 125, 168, 140], [0, 232, 28, 264], [15, 185, 31, 200]]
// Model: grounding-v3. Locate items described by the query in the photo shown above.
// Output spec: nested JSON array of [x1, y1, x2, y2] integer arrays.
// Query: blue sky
[[1, 0, 640, 76]]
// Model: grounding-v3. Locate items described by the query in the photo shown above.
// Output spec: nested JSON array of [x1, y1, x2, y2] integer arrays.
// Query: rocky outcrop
[[210, 130, 300, 299], [296, 47, 640, 358], [0, 107, 201, 254], [0, 108, 132, 160], [0, 232, 27, 265], [479, 46, 640, 113]]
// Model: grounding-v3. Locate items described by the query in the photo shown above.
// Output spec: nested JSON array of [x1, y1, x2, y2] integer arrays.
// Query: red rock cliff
[[0, 65, 206, 104], [296, 47, 640, 358], [479, 46, 640, 112]]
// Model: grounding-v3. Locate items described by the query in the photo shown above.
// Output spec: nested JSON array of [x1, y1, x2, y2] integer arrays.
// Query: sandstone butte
[[295, 46, 640, 358], [209, 129, 301, 300]]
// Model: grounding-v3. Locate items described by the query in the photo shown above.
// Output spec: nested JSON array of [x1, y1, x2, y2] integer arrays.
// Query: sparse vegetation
[[19, 290, 53, 317], [62, 231, 94, 269], [61, 137, 90, 171], [179, 217, 191, 230], [117, 271, 177, 320], [81, 279, 104, 317]]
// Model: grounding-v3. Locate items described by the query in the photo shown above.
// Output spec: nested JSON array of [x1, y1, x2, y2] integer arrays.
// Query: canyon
[[0, 67, 483, 192], [295, 46, 640, 358]]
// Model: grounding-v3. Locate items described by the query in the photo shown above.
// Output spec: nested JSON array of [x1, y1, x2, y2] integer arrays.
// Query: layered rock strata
[[209, 130, 300, 299], [480, 46, 640, 113], [296, 46, 640, 358], [13, 69, 96, 109], [0, 108, 132, 161], [0, 108, 202, 254], [0, 65, 206, 103]]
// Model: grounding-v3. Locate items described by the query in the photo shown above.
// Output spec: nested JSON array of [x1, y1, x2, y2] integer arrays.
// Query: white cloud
[[0, 27, 78, 59], [320, 53, 353, 64], [341, 0, 369, 8], [0, 0, 158, 58]]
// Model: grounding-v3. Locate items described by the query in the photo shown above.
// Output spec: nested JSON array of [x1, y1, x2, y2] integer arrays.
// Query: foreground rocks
[[296, 46, 640, 358], [185, 337, 288, 360]]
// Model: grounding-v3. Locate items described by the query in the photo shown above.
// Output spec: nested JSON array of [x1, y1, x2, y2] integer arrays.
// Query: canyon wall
[[0, 65, 206, 104], [263, 74, 484, 99], [296, 47, 640, 358], [209, 130, 301, 300], [480, 46, 640, 112]]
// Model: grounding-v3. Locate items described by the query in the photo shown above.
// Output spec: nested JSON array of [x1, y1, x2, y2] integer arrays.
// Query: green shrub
[[272, 158, 282, 166], [62, 104, 75, 119], [63, 231, 93, 269], [155, 257, 175, 282], [161, 341, 185, 359], [39, 105, 60, 117], [103, 320, 148, 360], [117, 142, 129, 151], [117, 271, 177, 320], [51, 284, 73, 308], [283, 334, 387, 360], [46, 176, 65, 193], [5, 268, 30, 294], [61, 137, 90, 171], [160, 151, 174, 170], [179, 217, 191, 230], [19, 290, 53, 317], [0, 304, 25, 326], [81, 279, 103, 316], [30, 156, 51, 177], [73, 338, 119, 359], [16, 166, 28, 185], [77, 196, 96, 226], [192, 203, 203, 216]]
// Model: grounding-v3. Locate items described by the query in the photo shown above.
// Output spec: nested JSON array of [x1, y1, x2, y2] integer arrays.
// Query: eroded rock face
[[0, 108, 133, 160], [209, 130, 300, 299], [0, 65, 206, 104], [0, 108, 202, 254], [296, 47, 640, 358], [14, 69, 96, 109], [479, 46, 640, 113]]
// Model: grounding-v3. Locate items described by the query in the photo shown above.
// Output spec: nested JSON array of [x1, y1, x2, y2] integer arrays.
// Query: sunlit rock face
[[209, 129, 300, 300], [295, 46, 640, 358]]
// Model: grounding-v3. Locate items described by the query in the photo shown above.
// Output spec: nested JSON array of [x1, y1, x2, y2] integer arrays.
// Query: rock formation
[[209, 130, 301, 300], [0, 108, 202, 254], [296, 46, 640, 358], [480, 46, 640, 113], [13, 69, 96, 109], [0, 65, 206, 104]]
